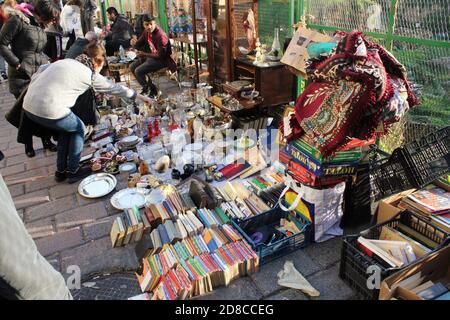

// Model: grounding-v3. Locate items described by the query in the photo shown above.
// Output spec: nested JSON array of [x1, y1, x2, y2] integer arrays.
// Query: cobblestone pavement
[[0, 76, 362, 300]]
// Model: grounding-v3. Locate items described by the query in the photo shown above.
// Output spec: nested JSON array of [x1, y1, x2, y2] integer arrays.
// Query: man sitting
[[130, 14, 176, 97], [65, 31, 98, 59], [104, 7, 133, 56]]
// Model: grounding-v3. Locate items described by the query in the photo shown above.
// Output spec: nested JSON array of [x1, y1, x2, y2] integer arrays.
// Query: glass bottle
[[271, 28, 282, 58]]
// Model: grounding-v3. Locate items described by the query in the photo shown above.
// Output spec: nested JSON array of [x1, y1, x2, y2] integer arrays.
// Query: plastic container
[[232, 203, 312, 265], [339, 210, 450, 300], [369, 126, 450, 201]]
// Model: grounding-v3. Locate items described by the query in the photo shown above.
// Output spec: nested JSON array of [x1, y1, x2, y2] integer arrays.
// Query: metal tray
[[78, 173, 117, 199]]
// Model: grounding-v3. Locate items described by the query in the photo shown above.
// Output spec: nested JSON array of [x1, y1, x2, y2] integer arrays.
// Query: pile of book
[[110, 189, 204, 248], [398, 184, 450, 232], [136, 225, 259, 300], [280, 137, 374, 187], [389, 272, 450, 300], [357, 224, 433, 268], [215, 181, 271, 220]]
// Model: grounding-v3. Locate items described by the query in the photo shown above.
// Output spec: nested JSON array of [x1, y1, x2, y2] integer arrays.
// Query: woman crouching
[[22, 43, 152, 183]]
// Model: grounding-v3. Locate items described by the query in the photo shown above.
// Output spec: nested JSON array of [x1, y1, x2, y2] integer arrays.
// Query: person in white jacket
[[60, 0, 83, 50], [23, 42, 153, 183]]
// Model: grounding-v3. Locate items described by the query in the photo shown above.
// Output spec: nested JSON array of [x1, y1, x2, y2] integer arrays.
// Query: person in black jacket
[[104, 7, 133, 56], [0, 0, 60, 157]]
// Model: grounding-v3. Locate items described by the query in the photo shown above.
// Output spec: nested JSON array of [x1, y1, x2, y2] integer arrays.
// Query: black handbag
[[71, 88, 100, 126]]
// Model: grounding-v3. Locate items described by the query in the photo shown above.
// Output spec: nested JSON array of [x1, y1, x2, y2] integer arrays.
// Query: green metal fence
[[303, 0, 450, 129]]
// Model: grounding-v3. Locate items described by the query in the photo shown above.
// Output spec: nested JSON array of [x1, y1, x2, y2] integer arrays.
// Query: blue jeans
[[25, 111, 85, 173]]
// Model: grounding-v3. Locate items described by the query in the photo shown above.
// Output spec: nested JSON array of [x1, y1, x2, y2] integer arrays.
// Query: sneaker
[[55, 170, 67, 182], [67, 166, 92, 184]]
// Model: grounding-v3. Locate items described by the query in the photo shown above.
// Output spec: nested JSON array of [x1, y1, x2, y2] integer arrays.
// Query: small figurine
[[243, 8, 256, 53]]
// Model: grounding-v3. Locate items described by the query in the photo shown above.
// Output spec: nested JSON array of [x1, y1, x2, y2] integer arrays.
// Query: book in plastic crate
[[339, 210, 450, 300], [231, 203, 312, 265], [370, 126, 450, 201]]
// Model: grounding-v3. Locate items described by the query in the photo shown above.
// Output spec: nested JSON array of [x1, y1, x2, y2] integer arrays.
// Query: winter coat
[[0, 14, 49, 97], [105, 15, 133, 46]]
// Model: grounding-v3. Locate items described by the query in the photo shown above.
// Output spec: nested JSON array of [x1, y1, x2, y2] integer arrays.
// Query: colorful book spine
[[285, 143, 358, 177]]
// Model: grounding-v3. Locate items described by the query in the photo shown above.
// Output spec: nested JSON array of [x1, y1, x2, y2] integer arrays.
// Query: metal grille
[[296, 0, 450, 148], [258, 0, 292, 48]]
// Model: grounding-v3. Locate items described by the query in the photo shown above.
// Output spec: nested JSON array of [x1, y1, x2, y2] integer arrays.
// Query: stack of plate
[[117, 135, 142, 151]]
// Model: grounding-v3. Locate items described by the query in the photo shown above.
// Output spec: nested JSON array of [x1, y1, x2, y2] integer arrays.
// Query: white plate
[[110, 188, 150, 210], [120, 135, 139, 146], [78, 173, 117, 199], [119, 162, 137, 173]]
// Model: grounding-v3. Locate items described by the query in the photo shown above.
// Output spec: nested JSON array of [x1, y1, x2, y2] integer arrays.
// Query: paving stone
[[0, 163, 25, 176], [7, 183, 24, 197], [194, 276, 263, 300], [306, 263, 355, 300], [25, 195, 76, 222], [6, 152, 40, 167], [25, 217, 55, 239], [264, 289, 309, 300], [49, 182, 79, 199], [60, 237, 138, 277], [304, 237, 343, 269], [46, 254, 62, 273], [55, 202, 108, 231], [103, 199, 122, 216], [25, 175, 63, 193], [83, 214, 120, 241], [7, 167, 49, 182], [249, 249, 321, 297], [76, 192, 108, 206], [2, 146, 25, 158], [35, 227, 84, 257], [13, 189, 50, 210], [26, 154, 57, 170]]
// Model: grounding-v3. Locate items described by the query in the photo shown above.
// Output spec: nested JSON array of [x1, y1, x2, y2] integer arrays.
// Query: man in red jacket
[[130, 14, 176, 98]]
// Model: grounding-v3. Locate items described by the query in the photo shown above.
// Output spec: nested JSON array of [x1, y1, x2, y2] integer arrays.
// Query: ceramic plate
[[119, 162, 137, 173], [110, 188, 150, 210], [78, 173, 117, 199], [120, 135, 139, 146]]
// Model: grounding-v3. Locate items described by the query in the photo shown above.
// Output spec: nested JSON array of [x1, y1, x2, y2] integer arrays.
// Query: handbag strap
[[278, 174, 304, 212]]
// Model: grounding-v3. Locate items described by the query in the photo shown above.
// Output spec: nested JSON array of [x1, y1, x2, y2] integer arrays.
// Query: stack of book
[[215, 181, 271, 220], [280, 137, 373, 187], [111, 189, 206, 248], [357, 224, 436, 268], [136, 225, 259, 300], [390, 272, 450, 300], [398, 185, 450, 232]]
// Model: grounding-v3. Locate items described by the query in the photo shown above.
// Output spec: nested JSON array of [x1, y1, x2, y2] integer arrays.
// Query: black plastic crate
[[231, 204, 312, 265], [370, 126, 450, 201], [369, 151, 413, 201], [339, 210, 450, 300], [400, 126, 450, 187]]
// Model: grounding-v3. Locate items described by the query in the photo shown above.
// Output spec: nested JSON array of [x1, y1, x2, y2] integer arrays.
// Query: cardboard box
[[379, 245, 450, 300], [376, 189, 416, 224], [280, 28, 332, 79]]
